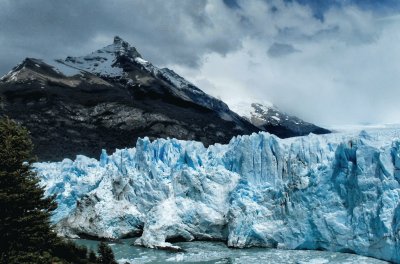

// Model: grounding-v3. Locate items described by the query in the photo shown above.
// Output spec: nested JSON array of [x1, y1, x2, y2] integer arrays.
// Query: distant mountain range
[[0, 36, 329, 161]]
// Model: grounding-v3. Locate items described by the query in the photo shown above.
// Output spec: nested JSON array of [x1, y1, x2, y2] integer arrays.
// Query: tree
[[88, 250, 98, 263], [0, 117, 96, 263], [0, 117, 58, 262], [97, 241, 117, 264]]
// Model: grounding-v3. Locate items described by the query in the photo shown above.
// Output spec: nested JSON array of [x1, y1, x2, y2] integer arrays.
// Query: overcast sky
[[1, 0, 400, 126]]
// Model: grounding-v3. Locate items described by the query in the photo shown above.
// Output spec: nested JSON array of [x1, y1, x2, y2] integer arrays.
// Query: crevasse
[[36, 129, 400, 262]]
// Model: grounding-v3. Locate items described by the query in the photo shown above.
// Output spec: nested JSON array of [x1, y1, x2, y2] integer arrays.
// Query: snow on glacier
[[35, 127, 400, 263]]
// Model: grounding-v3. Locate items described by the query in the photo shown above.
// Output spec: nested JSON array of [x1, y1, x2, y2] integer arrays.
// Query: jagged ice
[[35, 128, 400, 262]]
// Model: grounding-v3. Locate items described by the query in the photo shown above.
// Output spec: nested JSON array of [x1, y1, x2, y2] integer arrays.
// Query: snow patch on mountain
[[0, 61, 29, 82], [45, 59, 83, 77], [230, 102, 330, 137], [230, 101, 274, 118], [57, 38, 132, 78], [231, 102, 300, 127]]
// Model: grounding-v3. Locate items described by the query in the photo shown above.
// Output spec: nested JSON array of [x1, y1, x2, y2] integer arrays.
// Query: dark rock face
[[0, 39, 259, 161]]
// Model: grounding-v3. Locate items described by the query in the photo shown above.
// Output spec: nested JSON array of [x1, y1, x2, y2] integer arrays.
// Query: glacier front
[[35, 128, 400, 263]]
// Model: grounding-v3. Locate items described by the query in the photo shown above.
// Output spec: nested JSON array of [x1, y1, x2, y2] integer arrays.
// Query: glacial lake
[[74, 239, 389, 264]]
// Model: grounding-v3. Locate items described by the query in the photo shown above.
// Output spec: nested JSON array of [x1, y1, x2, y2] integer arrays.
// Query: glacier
[[35, 128, 400, 263]]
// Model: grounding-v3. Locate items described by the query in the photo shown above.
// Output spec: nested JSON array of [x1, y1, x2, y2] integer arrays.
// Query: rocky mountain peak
[[111, 36, 141, 59], [0, 58, 62, 83], [231, 102, 330, 138], [112, 36, 132, 53], [56, 37, 143, 77], [113, 35, 126, 45]]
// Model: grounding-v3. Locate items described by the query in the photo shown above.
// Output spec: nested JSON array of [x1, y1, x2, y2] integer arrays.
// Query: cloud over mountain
[[1, 0, 399, 125]]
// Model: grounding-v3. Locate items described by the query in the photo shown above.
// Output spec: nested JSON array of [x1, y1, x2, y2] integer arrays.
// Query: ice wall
[[35, 129, 400, 262]]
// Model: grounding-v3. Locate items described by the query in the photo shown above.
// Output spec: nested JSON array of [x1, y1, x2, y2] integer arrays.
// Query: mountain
[[36, 127, 400, 263], [231, 102, 330, 138], [0, 36, 259, 161]]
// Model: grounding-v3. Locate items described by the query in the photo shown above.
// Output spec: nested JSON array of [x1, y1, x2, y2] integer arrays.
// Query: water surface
[[74, 239, 388, 264]]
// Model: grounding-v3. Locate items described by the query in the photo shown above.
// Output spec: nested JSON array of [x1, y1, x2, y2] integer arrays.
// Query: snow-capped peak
[[231, 101, 308, 128], [56, 36, 142, 78], [1, 36, 232, 115], [230, 101, 330, 138], [230, 101, 274, 119], [110, 35, 142, 59], [113, 35, 126, 46]]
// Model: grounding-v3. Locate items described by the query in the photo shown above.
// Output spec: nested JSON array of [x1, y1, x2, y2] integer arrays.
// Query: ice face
[[35, 128, 400, 262]]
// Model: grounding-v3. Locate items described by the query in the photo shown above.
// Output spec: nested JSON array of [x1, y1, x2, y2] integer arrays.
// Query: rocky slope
[[36, 127, 400, 263], [0, 36, 259, 161], [232, 102, 330, 138]]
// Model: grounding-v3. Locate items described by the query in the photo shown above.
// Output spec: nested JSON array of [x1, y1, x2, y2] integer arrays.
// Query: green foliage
[[97, 241, 117, 264], [52, 239, 97, 264], [88, 250, 98, 263], [6, 250, 54, 264], [0, 117, 58, 262], [0, 117, 98, 263]]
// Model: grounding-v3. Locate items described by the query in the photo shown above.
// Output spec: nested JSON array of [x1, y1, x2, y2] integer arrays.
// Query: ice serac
[[36, 128, 400, 262]]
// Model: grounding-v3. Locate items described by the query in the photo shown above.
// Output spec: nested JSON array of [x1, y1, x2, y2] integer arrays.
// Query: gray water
[[74, 239, 389, 264]]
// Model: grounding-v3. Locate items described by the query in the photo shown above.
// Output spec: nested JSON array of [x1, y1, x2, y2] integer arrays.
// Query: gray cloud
[[267, 43, 300, 58], [164, 1, 400, 126], [0, 0, 399, 126], [0, 0, 244, 74]]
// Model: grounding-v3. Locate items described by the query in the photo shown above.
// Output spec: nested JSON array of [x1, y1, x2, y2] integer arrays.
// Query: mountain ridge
[[0, 37, 259, 161], [0, 36, 329, 161], [232, 102, 330, 138]]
